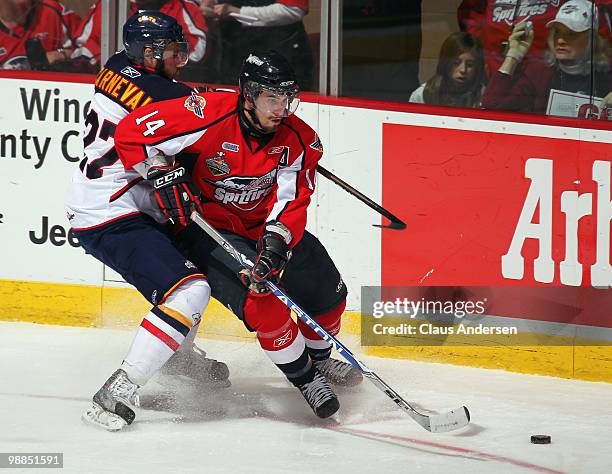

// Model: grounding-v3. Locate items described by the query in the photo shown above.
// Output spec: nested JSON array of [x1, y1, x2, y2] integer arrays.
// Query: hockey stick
[[191, 211, 469, 433], [317, 165, 407, 230]]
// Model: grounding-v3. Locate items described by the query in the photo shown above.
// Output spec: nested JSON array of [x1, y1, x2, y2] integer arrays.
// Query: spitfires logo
[[491, 0, 560, 24], [184, 94, 206, 118], [207, 170, 277, 211], [205, 152, 231, 176]]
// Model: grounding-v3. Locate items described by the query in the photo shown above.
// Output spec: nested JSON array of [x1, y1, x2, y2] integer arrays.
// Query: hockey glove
[[148, 166, 203, 227], [239, 269, 270, 296], [251, 222, 293, 284]]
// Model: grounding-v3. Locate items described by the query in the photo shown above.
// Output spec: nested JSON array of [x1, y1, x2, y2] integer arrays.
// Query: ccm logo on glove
[[148, 166, 204, 227], [153, 167, 186, 188]]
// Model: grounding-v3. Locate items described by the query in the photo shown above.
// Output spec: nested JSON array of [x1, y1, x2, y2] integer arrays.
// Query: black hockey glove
[[148, 166, 203, 227], [239, 269, 269, 296], [253, 224, 292, 280]]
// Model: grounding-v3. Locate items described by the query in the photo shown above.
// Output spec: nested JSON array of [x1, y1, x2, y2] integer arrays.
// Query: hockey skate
[[297, 369, 340, 418], [314, 357, 363, 387], [82, 369, 140, 431], [160, 343, 231, 389]]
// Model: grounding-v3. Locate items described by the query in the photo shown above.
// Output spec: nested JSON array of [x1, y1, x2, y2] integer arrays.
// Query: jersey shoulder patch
[[310, 134, 323, 152]]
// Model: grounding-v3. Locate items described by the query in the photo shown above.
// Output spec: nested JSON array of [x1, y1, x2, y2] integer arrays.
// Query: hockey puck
[[530, 435, 551, 444]]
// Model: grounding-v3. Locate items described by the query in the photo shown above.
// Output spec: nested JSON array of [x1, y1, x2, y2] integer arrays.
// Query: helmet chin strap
[[239, 96, 273, 138]]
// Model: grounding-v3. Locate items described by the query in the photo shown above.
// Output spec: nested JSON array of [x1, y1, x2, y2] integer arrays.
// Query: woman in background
[[481, 0, 611, 115]]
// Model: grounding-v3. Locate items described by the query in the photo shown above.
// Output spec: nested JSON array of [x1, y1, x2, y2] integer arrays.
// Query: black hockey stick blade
[[372, 219, 407, 231], [317, 166, 407, 230]]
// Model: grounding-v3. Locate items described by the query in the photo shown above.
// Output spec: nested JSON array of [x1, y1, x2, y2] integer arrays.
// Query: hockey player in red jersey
[[66, 11, 229, 431], [114, 51, 363, 419]]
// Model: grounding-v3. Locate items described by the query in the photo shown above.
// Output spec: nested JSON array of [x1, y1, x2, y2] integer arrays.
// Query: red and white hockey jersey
[[0, 0, 80, 70], [65, 51, 193, 230], [458, 0, 612, 75], [114, 91, 322, 245], [73, 0, 208, 65]]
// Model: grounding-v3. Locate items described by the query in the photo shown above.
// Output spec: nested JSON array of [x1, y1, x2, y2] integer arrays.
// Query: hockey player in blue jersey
[[66, 11, 229, 431]]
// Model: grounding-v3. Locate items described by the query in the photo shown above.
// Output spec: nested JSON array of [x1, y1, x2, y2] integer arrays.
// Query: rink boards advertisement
[[0, 72, 611, 381], [381, 124, 612, 330]]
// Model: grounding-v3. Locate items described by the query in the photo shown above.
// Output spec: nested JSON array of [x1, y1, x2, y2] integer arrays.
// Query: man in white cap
[[481, 0, 611, 115]]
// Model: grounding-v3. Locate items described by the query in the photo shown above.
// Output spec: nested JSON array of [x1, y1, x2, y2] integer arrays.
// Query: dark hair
[[423, 32, 486, 108]]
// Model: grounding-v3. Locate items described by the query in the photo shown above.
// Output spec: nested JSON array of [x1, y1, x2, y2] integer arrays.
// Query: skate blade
[[81, 402, 129, 432]]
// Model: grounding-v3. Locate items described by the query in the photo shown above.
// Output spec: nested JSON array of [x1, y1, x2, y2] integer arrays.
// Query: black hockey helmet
[[239, 51, 300, 102], [123, 10, 188, 67]]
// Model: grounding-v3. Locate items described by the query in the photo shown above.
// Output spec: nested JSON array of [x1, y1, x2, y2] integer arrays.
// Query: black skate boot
[[161, 343, 230, 389], [314, 358, 363, 387], [82, 369, 140, 431], [296, 369, 340, 418]]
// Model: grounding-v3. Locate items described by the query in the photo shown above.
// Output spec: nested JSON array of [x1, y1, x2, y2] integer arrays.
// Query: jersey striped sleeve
[[267, 123, 322, 246]]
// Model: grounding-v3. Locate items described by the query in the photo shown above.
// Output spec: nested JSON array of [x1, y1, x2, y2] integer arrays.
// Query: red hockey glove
[[148, 166, 203, 227]]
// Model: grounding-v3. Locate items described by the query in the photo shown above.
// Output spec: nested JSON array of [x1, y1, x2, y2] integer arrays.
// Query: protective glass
[[253, 87, 301, 117], [162, 41, 190, 68]]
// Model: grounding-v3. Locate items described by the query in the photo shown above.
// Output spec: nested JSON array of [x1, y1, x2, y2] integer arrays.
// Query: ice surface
[[1, 321, 611, 474]]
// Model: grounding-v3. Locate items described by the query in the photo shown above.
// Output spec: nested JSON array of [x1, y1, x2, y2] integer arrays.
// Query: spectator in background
[[410, 32, 486, 108], [481, 0, 611, 116], [458, 0, 611, 76], [194, 0, 223, 82], [73, 0, 208, 79], [204, 0, 314, 89], [0, 0, 81, 70], [71, 0, 100, 67]]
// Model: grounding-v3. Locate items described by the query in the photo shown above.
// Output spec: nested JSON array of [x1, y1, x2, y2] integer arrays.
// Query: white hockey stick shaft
[[190, 211, 470, 433]]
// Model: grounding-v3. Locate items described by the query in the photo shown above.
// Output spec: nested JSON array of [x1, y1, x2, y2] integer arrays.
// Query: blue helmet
[[123, 11, 187, 65]]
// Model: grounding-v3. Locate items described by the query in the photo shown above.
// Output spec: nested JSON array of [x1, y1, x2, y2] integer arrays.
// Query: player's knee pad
[[243, 292, 291, 333], [161, 278, 211, 327]]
